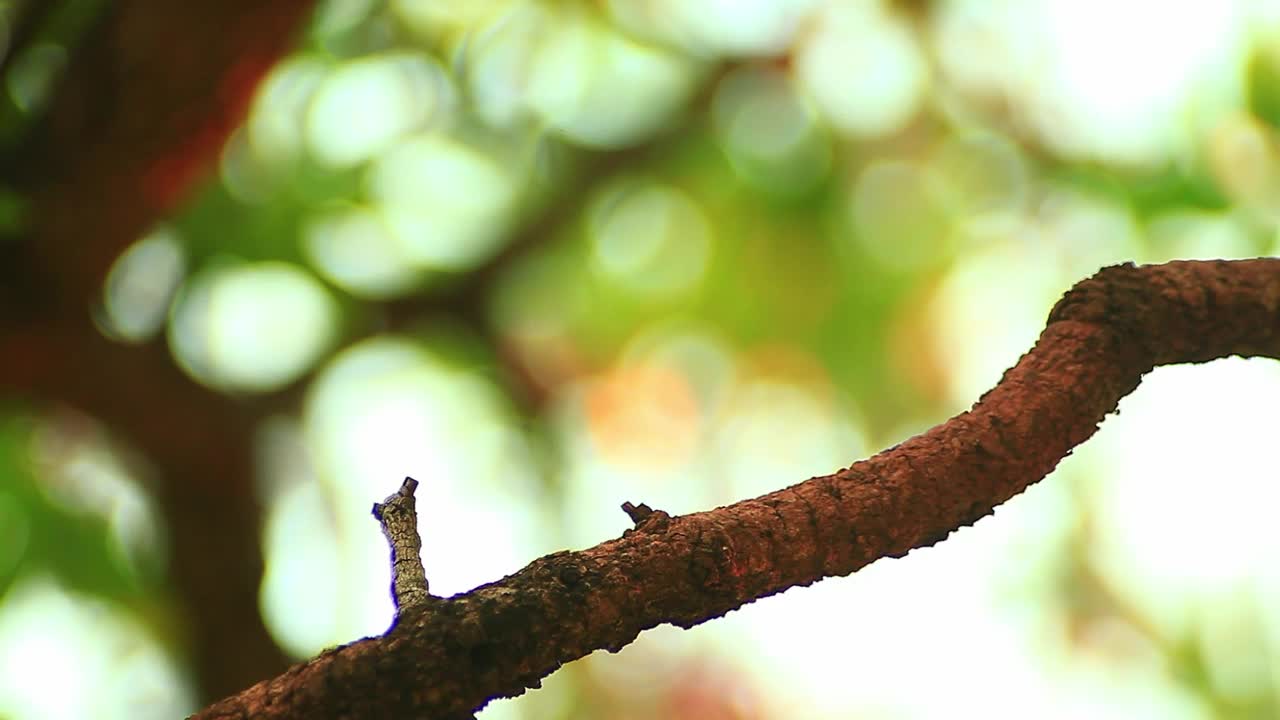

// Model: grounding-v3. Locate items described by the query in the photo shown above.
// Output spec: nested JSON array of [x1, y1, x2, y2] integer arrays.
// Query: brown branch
[[372, 477, 434, 612], [190, 258, 1280, 718]]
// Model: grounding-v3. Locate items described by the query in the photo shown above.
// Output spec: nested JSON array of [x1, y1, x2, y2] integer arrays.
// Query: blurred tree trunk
[[0, 0, 316, 702]]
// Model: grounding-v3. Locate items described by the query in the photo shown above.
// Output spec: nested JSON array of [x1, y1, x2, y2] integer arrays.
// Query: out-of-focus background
[[2, 0, 1280, 718]]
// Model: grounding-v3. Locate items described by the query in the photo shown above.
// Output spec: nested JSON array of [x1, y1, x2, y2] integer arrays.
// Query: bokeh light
[[935, 0, 1253, 166], [304, 205, 426, 298], [1205, 112, 1280, 219], [258, 468, 344, 657], [713, 375, 865, 500], [796, 1, 928, 138], [4, 43, 67, 115], [930, 132, 1030, 235], [305, 53, 454, 168], [622, 0, 817, 57], [392, 0, 515, 37], [367, 133, 518, 271], [246, 55, 328, 168], [28, 411, 164, 579], [713, 65, 831, 194], [101, 227, 187, 343], [850, 159, 954, 271], [1085, 359, 1280, 634], [588, 177, 713, 297], [520, 11, 699, 147], [1147, 211, 1255, 260], [0, 579, 193, 720], [169, 262, 338, 392]]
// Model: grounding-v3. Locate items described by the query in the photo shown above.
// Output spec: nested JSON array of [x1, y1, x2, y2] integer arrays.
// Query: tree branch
[[372, 477, 434, 613], [192, 258, 1280, 719]]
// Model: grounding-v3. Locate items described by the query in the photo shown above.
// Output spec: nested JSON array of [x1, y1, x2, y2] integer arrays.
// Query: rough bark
[[191, 257, 1280, 719]]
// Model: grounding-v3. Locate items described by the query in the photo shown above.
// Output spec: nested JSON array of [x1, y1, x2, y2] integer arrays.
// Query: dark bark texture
[[192, 258, 1280, 718]]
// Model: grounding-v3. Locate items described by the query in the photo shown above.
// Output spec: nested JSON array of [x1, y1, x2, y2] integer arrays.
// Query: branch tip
[[621, 501, 670, 532], [621, 501, 651, 524], [374, 476, 431, 611]]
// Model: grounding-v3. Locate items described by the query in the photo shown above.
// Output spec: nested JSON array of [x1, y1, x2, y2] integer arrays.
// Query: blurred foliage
[[0, 0, 107, 148], [0, 410, 160, 610]]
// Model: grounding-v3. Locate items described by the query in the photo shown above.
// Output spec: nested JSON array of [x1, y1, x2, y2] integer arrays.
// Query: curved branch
[[192, 258, 1280, 719]]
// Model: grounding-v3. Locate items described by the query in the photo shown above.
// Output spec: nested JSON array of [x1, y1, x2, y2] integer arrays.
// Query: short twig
[[371, 477, 431, 612]]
